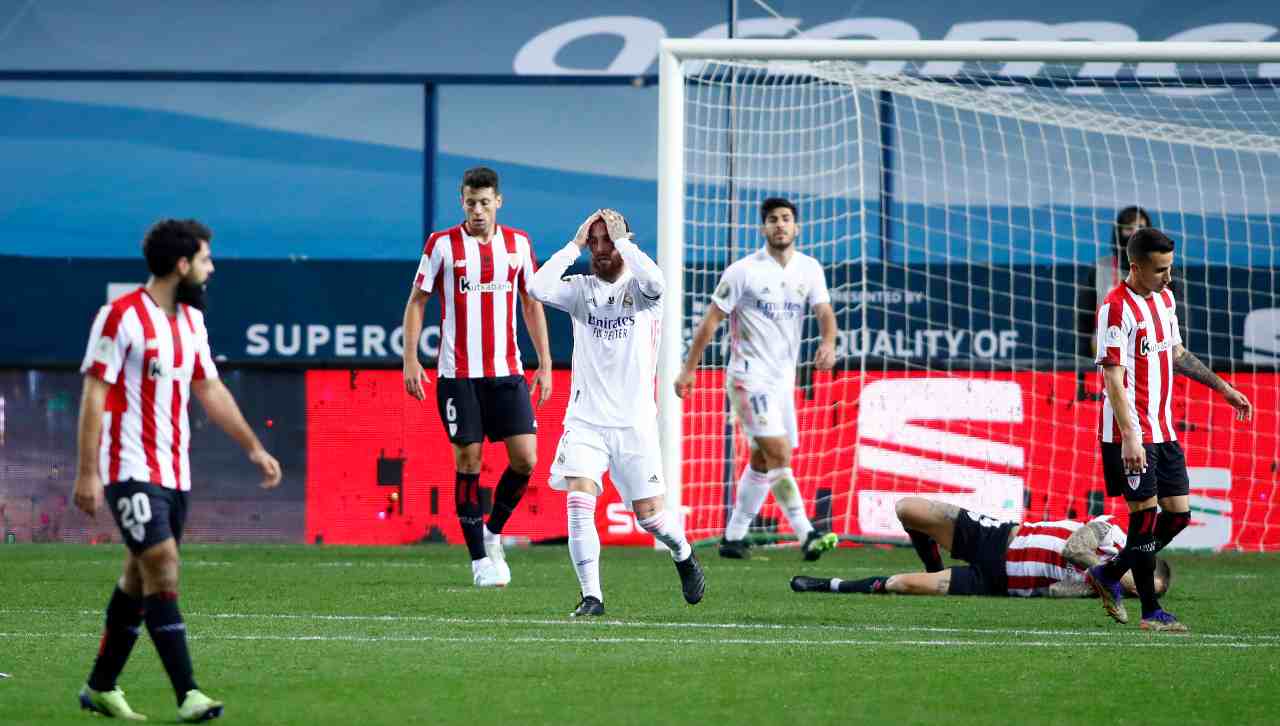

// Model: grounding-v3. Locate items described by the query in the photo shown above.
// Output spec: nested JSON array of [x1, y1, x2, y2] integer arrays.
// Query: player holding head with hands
[[529, 209, 704, 617], [675, 198, 840, 561], [1088, 227, 1251, 631], [74, 218, 282, 722], [401, 167, 553, 588]]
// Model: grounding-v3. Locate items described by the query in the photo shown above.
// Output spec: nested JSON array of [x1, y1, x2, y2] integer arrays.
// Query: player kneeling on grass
[[73, 220, 282, 722], [791, 497, 1170, 601], [529, 209, 704, 617]]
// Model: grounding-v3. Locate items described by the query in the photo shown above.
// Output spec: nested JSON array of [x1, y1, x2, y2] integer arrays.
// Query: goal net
[[657, 41, 1280, 551]]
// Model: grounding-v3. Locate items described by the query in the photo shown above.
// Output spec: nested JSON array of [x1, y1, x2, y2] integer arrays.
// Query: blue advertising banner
[[4, 2, 1280, 263], [3, 255, 1274, 367]]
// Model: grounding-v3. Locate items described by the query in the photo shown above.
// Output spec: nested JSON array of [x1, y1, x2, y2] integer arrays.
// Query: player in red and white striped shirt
[[401, 167, 553, 587], [73, 219, 281, 722], [790, 497, 1171, 600], [1087, 228, 1251, 632]]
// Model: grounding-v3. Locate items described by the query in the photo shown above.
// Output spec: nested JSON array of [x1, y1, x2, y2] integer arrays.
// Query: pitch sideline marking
[[3, 608, 1278, 643], [0, 631, 1274, 649]]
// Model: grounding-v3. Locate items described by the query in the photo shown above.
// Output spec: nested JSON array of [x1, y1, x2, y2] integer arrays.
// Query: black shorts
[[1100, 441, 1190, 502], [436, 375, 536, 445], [946, 508, 1016, 596], [105, 480, 188, 555]]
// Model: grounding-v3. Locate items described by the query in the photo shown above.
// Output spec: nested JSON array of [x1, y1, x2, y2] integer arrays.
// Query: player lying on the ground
[[790, 497, 1170, 598]]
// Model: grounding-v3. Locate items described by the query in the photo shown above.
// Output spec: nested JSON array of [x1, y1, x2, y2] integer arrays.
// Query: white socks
[[725, 467, 770, 541], [637, 511, 693, 562], [768, 467, 814, 542], [483, 524, 504, 561], [566, 491, 602, 601]]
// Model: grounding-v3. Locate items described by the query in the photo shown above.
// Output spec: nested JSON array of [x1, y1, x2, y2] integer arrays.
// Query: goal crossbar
[[656, 39, 1280, 543]]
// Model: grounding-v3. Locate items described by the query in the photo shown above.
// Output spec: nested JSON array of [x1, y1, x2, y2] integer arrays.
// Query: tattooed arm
[[1173, 345, 1253, 421], [1060, 523, 1104, 570], [1045, 524, 1114, 598], [1046, 579, 1094, 598]]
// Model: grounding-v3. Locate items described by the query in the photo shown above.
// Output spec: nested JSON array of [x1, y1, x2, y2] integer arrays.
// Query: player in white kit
[[529, 209, 705, 617], [675, 198, 840, 561]]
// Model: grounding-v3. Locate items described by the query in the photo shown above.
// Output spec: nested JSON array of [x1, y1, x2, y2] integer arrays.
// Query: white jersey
[[529, 237, 663, 428], [80, 287, 219, 491], [711, 248, 831, 386]]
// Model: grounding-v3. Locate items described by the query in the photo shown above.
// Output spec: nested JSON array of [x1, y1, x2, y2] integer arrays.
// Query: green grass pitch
[[2, 543, 1278, 725]]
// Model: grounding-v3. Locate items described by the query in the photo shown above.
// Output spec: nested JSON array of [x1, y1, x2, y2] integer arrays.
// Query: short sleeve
[[80, 305, 129, 384], [192, 320, 219, 381], [1092, 517, 1126, 558], [806, 259, 831, 306], [711, 265, 743, 314], [414, 233, 448, 293], [519, 243, 538, 293], [1165, 290, 1183, 346], [1094, 300, 1129, 367]]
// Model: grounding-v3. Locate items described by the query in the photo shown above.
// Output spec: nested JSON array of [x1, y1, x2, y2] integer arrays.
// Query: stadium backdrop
[[2, 0, 1278, 548]]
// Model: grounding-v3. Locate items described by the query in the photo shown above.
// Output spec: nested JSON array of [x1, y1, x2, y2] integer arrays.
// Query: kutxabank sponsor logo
[[458, 277, 513, 294]]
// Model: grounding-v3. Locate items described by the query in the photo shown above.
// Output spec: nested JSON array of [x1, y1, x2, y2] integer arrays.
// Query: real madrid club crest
[[622, 292, 634, 307]]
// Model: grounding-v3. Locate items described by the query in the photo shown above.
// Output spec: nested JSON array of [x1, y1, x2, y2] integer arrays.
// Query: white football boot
[[483, 527, 512, 585], [472, 557, 510, 588]]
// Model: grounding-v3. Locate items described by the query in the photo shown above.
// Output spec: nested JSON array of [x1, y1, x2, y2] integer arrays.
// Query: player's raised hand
[[600, 208, 633, 243], [674, 370, 695, 399], [814, 341, 836, 371], [249, 448, 283, 489], [403, 358, 428, 401], [1223, 386, 1253, 422], [533, 366, 553, 407], [572, 210, 602, 248], [72, 471, 103, 517]]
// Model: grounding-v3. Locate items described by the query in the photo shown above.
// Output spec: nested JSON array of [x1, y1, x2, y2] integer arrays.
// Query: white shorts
[[727, 377, 798, 450], [549, 421, 666, 507]]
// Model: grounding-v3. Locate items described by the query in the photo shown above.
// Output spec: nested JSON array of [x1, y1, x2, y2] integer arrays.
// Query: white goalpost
[[657, 40, 1280, 551]]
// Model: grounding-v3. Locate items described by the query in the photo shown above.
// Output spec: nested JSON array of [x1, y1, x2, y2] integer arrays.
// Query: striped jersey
[[1005, 519, 1126, 597], [414, 224, 536, 379], [1095, 282, 1183, 443], [80, 287, 218, 491]]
